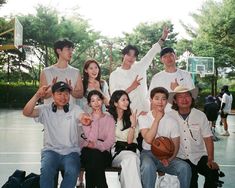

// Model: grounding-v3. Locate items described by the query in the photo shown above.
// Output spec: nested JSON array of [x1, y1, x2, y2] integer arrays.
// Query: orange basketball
[[151, 136, 175, 160]]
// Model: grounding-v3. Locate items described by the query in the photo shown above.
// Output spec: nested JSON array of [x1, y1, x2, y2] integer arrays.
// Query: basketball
[[151, 136, 175, 160]]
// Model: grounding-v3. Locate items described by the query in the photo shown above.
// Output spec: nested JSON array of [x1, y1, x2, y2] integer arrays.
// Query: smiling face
[[89, 94, 103, 111], [174, 92, 192, 110], [85, 62, 100, 80], [151, 92, 168, 112], [115, 94, 130, 111], [52, 90, 70, 108], [160, 52, 177, 68]]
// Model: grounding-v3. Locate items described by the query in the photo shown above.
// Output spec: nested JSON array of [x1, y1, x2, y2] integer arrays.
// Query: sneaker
[[221, 131, 230, 136]]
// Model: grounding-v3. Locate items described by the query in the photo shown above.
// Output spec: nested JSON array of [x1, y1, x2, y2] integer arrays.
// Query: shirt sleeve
[[109, 72, 120, 95], [200, 113, 213, 137], [137, 43, 161, 70], [34, 104, 45, 124], [138, 114, 150, 130]]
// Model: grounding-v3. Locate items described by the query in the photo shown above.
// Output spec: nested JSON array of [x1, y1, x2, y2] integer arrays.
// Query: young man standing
[[149, 47, 194, 111], [220, 85, 233, 136], [168, 86, 220, 188], [23, 81, 91, 188], [138, 87, 191, 188], [40, 39, 83, 104], [109, 27, 168, 114]]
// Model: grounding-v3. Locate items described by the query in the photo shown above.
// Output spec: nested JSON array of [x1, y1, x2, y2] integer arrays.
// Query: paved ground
[[0, 109, 234, 187]]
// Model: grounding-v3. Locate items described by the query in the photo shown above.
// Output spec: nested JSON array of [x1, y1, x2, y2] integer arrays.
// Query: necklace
[[178, 112, 197, 141]]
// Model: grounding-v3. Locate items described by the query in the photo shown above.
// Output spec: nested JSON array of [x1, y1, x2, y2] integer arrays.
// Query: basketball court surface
[[0, 109, 234, 187]]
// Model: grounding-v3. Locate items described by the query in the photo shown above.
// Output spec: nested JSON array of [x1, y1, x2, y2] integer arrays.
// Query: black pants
[[184, 156, 219, 188], [81, 147, 112, 188]]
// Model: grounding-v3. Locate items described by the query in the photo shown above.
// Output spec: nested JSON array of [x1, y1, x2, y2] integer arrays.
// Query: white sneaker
[[221, 131, 230, 136]]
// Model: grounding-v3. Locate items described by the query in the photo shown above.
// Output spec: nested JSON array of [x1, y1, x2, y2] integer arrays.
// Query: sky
[[0, 0, 206, 38]]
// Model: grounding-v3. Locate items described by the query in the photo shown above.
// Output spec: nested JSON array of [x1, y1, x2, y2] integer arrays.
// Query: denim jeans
[[140, 150, 192, 188], [40, 150, 80, 188]]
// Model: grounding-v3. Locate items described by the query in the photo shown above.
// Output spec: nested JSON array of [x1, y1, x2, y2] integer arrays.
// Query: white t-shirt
[[149, 69, 194, 111], [138, 111, 180, 150], [221, 93, 233, 114], [35, 103, 84, 155], [43, 65, 81, 104], [168, 108, 213, 165], [109, 43, 161, 113]]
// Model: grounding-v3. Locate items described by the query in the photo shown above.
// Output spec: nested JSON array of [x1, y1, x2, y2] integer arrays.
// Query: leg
[[81, 147, 110, 188], [40, 150, 60, 188], [197, 156, 219, 188], [113, 150, 142, 188], [165, 158, 192, 188], [221, 113, 229, 136], [140, 150, 159, 188], [60, 152, 80, 188], [184, 159, 198, 188]]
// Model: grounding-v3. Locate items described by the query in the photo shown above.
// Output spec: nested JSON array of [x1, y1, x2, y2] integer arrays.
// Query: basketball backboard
[[0, 18, 23, 52], [187, 56, 214, 77]]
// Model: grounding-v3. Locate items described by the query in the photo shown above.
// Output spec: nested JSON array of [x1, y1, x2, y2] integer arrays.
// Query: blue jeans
[[140, 150, 191, 188], [40, 150, 80, 188]]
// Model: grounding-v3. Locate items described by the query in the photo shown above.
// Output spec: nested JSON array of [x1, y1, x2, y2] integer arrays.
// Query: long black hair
[[82, 59, 103, 96], [108, 90, 132, 130]]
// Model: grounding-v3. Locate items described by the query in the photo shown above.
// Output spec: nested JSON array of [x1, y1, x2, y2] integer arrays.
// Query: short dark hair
[[150, 87, 169, 99], [121, 45, 139, 58], [54, 38, 74, 58], [160, 47, 175, 58], [87, 90, 104, 104]]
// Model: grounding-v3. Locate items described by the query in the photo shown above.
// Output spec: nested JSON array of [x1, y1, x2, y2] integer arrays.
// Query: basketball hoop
[[199, 71, 205, 78]]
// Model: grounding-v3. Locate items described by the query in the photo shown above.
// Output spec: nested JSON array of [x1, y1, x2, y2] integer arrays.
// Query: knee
[[177, 162, 192, 179], [141, 157, 156, 174]]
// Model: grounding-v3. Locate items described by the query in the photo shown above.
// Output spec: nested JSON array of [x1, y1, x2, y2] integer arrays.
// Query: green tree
[[0, 0, 6, 7], [179, 0, 235, 95]]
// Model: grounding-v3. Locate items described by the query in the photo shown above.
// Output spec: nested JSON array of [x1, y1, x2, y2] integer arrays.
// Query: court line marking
[[0, 162, 40, 165], [0, 152, 40, 155]]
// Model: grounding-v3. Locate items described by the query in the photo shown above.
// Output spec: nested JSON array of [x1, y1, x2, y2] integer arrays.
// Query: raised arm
[[138, 26, 169, 68], [23, 85, 50, 117]]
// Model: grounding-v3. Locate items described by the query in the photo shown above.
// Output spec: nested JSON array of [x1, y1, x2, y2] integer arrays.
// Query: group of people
[[204, 85, 233, 139], [22, 27, 229, 188]]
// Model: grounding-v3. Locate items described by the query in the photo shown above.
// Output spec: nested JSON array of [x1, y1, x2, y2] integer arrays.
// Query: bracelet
[[131, 126, 136, 129], [160, 38, 165, 42]]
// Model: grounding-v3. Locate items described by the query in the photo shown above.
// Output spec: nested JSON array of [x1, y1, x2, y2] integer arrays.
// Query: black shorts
[[221, 111, 229, 118]]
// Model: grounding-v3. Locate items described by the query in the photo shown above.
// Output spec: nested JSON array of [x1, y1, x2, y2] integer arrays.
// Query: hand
[[35, 85, 51, 99], [161, 26, 169, 41], [80, 113, 92, 126], [153, 110, 164, 122], [87, 141, 95, 148], [160, 159, 169, 167], [65, 78, 73, 91], [130, 110, 138, 128], [207, 160, 219, 170], [130, 75, 143, 91], [170, 78, 179, 91], [52, 77, 58, 85]]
